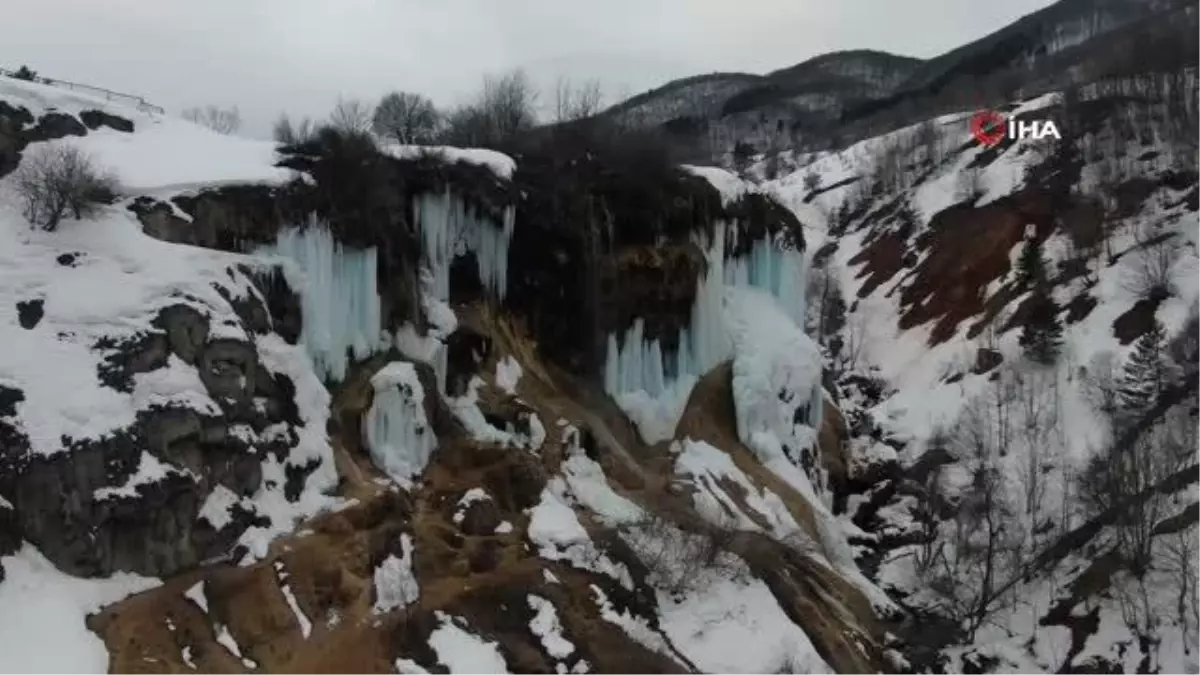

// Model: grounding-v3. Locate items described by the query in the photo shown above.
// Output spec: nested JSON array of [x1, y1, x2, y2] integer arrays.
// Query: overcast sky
[[4, 0, 1058, 137]]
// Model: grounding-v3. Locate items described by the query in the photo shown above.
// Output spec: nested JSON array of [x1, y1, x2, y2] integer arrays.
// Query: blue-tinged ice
[[363, 362, 436, 487], [412, 190, 515, 302], [260, 216, 384, 382], [603, 219, 816, 445]]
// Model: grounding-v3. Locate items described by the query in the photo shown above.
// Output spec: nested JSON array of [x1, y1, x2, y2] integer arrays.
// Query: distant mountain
[[841, 0, 1197, 128], [604, 51, 923, 161], [607, 0, 1197, 162]]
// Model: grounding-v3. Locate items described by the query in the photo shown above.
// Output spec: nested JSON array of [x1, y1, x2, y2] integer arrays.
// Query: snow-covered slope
[[761, 79, 1199, 672]]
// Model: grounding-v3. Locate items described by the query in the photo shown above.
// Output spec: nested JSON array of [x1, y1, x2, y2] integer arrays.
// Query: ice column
[[363, 362, 437, 487], [260, 216, 384, 382], [412, 190, 515, 303]]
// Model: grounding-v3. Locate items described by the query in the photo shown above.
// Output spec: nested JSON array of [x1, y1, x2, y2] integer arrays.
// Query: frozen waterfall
[[363, 362, 437, 488], [260, 217, 385, 382], [412, 190, 515, 302], [262, 189, 515, 384], [603, 220, 818, 445]]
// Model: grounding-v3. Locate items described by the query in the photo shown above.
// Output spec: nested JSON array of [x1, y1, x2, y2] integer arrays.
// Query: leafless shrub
[[13, 145, 118, 231], [182, 104, 242, 135], [272, 113, 317, 146], [619, 513, 746, 596], [1121, 223, 1176, 301]]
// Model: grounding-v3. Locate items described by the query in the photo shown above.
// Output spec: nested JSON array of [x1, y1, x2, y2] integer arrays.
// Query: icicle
[[724, 231, 808, 326], [602, 218, 821, 448], [259, 215, 384, 382], [363, 362, 437, 488], [412, 190, 514, 303]]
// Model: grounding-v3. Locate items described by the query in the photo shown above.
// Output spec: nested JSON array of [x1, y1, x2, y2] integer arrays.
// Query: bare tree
[[956, 166, 983, 203], [915, 119, 940, 166], [182, 104, 242, 135], [482, 69, 539, 140], [1159, 526, 1200, 655], [372, 91, 439, 145], [1010, 367, 1064, 520], [13, 145, 117, 231], [272, 113, 316, 145], [552, 76, 604, 123], [329, 97, 375, 135], [439, 69, 539, 148]]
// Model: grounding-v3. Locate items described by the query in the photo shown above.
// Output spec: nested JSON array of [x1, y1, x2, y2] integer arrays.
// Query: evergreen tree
[[1017, 238, 1062, 365], [1014, 237, 1046, 290], [1019, 291, 1063, 365], [1116, 321, 1170, 423]]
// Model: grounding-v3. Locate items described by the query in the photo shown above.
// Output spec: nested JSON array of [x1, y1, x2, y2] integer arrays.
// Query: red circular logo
[[970, 110, 1007, 147]]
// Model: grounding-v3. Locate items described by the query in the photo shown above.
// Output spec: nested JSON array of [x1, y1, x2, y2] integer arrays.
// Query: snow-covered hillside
[[761, 82, 1199, 672]]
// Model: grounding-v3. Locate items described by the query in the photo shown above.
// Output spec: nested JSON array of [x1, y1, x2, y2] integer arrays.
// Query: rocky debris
[[15, 299, 43, 329], [78, 109, 134, 133], [55, 251, 81, 267]]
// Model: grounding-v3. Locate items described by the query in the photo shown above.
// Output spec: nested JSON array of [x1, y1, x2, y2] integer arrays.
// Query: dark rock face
[[0, 102, 101, 178], [16, 299, 43, 329], [0, 386, 24, 578], [0, 293, 311, 577], [505, 138, 804, 376], [26, 112, 87, 143], [0, 101, 35, 177], [56, 252, 81, 267], [151, 303, 210, 365], [445, 326, 492, 397], [242, 266, 302, 344], [458, 498, 502, 536], [78, 109, 134, 133], [95, 331, 170, 393]]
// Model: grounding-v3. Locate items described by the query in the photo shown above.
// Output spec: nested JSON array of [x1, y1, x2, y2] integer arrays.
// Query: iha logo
[[970, 109, 1062, 147]]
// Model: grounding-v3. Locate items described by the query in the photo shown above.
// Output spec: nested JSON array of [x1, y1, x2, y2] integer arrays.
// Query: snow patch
[[527, 595, 575, 660], [0, 544, 160, 674], [373, 534, 419, 614], [428, 613, 509, 674], [495, 355, 522, 395]]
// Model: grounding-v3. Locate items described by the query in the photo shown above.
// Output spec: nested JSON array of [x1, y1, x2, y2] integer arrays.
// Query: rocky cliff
[[0, 75, 895, 674]]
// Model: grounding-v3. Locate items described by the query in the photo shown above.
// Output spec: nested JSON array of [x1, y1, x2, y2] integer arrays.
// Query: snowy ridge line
[[0, 70, 163, 114]]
